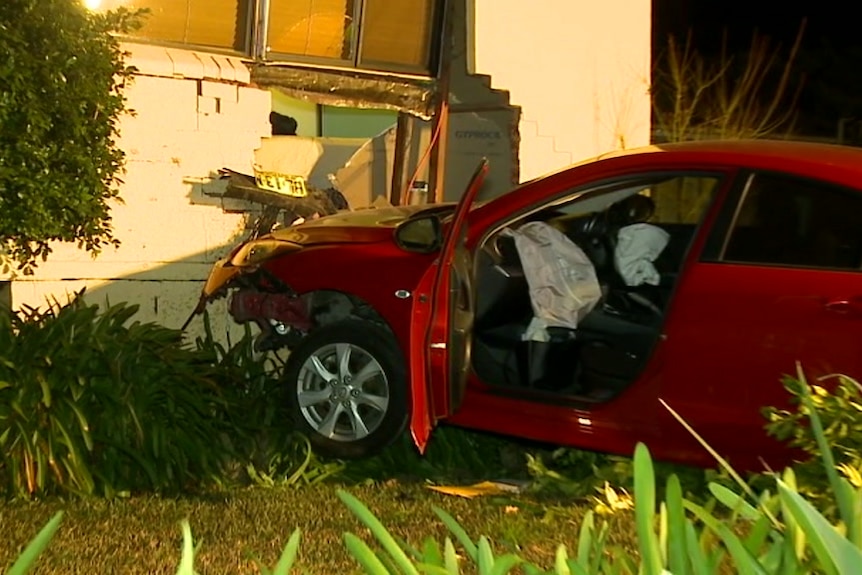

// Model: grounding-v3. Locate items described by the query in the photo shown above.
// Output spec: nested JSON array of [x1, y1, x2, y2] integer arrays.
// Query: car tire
[[283, 319, 408, 459]]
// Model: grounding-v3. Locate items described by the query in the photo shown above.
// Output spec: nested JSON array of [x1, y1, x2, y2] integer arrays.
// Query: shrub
[[193, 313, 287, 472], [764, 371, 862, 508], [0, 1, 143, 273], [192, 313, 344, 489], [525, 443, 735, 505], [13, 365, 862, 574], [0, 294, 238, 497]]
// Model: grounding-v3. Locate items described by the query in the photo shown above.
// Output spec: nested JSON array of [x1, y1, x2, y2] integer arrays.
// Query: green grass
[[0, 481, 638, 573]]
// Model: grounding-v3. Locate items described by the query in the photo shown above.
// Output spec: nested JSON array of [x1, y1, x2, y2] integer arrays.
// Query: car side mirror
[[395, 215, 442, 253]]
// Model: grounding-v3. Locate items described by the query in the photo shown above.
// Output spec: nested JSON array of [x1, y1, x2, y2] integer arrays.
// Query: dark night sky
[[652, 1, 862, 139], [654, 0, 854, 50]]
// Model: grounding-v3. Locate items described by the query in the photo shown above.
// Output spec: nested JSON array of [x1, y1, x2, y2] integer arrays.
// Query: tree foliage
[[652, 22, 806, 143], [0, 0, 141, 274]]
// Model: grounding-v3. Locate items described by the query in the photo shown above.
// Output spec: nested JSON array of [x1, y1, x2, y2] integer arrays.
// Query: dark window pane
[[724, 173, 862, 269], [359, 0, 436, 70], [649, 176, 720, 225], [268, 0, 356, 60], [98, 0, 248, 51]]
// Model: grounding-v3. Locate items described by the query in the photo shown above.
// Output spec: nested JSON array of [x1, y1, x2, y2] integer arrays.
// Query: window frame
[[476, 170, 728, 253], [711, 170, 862, 273], [262, 0, 363, 69], [353, 0, 446, 75], [116, 0, 257, 56], [114, 0, 445, 77]]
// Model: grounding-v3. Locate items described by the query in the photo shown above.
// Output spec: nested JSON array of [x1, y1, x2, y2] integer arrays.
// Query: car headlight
[[230, 240, 301, 268]]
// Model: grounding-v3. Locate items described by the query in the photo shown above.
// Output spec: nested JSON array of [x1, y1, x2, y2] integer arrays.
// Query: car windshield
[[412, 199, 490, 222]]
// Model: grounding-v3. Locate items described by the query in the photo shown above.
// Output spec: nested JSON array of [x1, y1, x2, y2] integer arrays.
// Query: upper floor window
[[97, 0, 251, 52], [357, 0, 438, 70], [268, 0, 356, 60], [94, 0, 443, 75]]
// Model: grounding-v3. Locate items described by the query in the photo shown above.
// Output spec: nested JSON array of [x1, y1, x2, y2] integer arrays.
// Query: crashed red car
[[193, 140, 862, 470]]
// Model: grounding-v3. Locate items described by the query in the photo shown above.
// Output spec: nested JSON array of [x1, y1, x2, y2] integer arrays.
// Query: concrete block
[[254, 136, 324, 178], [209, 54, 236, 82], [120, 76, 200, 159], [198, 54, 223, 81], [197, 95, 219, 115], [12, 280, 89, 311], [166, 47, 205, 79], [238, 87, 272, 119], [225, 57, 251, 84], [121, 42, 174, 78], [201, 80, 239, 104]]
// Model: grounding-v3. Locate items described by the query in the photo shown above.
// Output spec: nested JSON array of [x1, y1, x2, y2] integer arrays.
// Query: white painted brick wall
[[10, 43, 272, 342]]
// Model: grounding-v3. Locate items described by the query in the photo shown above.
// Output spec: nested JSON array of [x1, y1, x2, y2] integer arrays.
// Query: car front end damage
[[184, 236, 317, 351], [186, 237, 389, 353]]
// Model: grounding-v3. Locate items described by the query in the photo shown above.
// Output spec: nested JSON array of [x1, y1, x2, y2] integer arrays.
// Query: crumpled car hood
[[267, 204, 453, 245]]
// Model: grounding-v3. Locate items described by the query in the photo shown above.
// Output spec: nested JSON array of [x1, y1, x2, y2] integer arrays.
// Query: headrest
[[610, 194, 655, 225]]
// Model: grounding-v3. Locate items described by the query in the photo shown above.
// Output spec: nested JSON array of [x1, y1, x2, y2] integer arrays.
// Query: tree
[[0, 0, 140, 274], [651, 22, 806, 143], [646, 25, 806, 224]]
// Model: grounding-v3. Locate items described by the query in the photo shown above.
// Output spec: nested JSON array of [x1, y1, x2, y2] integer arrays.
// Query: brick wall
[[10, 43, 272, 341]]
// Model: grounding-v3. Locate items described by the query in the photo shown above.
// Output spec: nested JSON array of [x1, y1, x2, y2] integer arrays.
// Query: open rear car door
[[409, 159, 489, 452]]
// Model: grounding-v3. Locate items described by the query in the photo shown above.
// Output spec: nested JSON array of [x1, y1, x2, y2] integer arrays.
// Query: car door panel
[[659, 262, 862, 469], [658, 170, 862, 470], [409, 159, 489, 451], [408, 263, 436, 451], [453, 170, 731, 460]]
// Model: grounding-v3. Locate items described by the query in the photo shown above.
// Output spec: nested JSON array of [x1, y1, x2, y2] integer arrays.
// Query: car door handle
[[824, 298, 862, 316]]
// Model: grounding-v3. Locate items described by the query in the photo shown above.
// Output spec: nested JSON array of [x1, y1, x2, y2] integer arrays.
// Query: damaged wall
[[6, 1, 653, 335], [445, 0, 522, 201], [8, 43, 273, 340]]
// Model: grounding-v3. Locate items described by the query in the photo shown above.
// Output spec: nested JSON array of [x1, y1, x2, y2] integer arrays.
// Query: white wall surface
[[471, 0, 652, 181], [9, 43, 272, 340]]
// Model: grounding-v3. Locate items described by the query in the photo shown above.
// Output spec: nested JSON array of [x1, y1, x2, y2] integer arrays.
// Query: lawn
[[0, 480, 638, 573], [4, 302, 858, 574]]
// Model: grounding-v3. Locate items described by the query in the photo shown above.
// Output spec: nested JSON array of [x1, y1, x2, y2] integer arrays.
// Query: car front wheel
[[283, 319, 408, 459]]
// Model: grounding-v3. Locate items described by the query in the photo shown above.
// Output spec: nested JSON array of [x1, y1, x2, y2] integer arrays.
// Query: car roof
[[585, 139, 862, 188]]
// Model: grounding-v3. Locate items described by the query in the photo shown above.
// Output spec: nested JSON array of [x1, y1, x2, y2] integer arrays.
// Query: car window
[[722, 172, 862, 270], [646, 176, 721, 225], [536, 174, 721, 222], [487, 172, 723, 281]]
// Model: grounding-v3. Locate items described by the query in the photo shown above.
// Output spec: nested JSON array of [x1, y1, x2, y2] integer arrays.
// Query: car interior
[[470, 175, 719, 403]]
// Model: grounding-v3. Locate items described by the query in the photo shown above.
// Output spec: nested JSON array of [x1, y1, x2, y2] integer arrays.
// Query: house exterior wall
[[9, 42, 272, 340], [7, 1, 652, 335], [471, 0, 652, 181]]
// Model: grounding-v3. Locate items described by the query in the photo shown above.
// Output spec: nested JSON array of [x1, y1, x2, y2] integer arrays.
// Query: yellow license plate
[[253, 169, 308, 198]]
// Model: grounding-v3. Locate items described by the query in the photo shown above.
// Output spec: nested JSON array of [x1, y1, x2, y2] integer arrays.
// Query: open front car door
[[409, 159, 489, 452]]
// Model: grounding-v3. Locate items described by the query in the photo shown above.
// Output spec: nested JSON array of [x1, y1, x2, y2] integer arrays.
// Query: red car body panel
[[224, 140, 862, 470], [408, 263, 437, 450], [262, 242, 435, 368], [411, 160, 490, 449]]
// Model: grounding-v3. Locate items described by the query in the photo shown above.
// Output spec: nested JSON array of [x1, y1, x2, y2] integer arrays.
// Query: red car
[[194, 139, 862, 471]]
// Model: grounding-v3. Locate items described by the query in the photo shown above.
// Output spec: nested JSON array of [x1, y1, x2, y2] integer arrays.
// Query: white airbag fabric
[[614, 223, 669, 287], [503, 222, 602, 342]]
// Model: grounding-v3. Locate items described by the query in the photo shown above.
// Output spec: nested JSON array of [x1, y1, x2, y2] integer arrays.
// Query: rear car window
[[723, 172, 862, 270]]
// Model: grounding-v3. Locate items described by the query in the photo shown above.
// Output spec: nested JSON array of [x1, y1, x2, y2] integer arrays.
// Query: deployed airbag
[[614, 223, 669, 286], [503, 222, 602, 342]]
